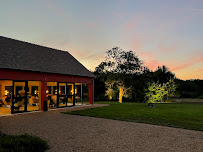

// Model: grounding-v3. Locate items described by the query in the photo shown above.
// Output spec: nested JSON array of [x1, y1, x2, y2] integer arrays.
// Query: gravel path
[[0, 104, 203, 152]]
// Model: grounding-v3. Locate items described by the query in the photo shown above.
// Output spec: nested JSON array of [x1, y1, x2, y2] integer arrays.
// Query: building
[[0, 36, 95, 114]]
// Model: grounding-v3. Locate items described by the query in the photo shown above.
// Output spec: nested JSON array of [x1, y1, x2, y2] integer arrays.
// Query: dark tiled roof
[[0, 36, 95, 78]]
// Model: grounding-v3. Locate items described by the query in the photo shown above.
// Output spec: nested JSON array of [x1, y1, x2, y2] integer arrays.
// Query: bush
[[180, 92, 199, 98], [198, 95, 203, 99], [0, 133, 48, 152]]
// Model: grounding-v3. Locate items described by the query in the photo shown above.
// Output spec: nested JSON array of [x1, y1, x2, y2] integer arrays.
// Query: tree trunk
[[119, 86, 124, 103]]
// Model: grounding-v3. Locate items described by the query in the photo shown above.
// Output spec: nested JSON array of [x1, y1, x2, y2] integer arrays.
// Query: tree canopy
[[95, 47, 143, 103], [96, 47, 143, 74]]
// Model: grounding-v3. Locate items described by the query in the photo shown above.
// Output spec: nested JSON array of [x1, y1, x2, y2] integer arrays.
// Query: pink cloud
[[157, 40, 183, 54], [136, 51, 162, 70], [131, 37, 144, 52], [144, 59, 162, 70], [196, 67, 203, 72], [137, 51, 153, 59], [68, 47, 104, 62], [170, 52, 203, 71], [84, 22, 96, 30], [125, 19, 136, 31], [68, 49, 86, 58], [44, 0, 68, 18]]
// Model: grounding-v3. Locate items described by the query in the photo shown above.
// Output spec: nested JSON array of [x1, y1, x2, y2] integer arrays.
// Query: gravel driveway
[[0, 104, 203, 152]]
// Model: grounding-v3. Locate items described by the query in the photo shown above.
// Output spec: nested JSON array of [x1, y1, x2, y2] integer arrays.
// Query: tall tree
[[96, 47, 143, 103]]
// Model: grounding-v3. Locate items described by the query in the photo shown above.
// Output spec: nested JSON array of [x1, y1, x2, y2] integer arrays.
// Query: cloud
[[84, 22, 96, 30], [124, 19, 136, 31], [144, 59, 162, 70], [78, 54, 97, 61], [196, 67, 203, 72], [69, 49, 105, 71], [137, 51, 154, 61], [44, 0, 68, 19], [170, 51, 203, 71], [68, 48, 104, 61], [157, 40, 183, 54], [136, 51, 162, 70]]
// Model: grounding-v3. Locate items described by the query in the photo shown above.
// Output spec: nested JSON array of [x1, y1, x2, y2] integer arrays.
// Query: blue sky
[[0, 0, 203, 80]]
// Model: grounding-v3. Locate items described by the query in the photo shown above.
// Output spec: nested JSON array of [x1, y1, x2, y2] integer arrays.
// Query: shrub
[[198, 95, 203, 99], [180, 92, 199, 98], [0, 133, 48, 152]]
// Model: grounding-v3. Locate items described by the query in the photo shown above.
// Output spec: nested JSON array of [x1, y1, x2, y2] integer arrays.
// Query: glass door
[[57, 83, 66, 107], [67, 83, 74, 106], [57, 82, 75, 107], [75, 83, 82, 105], [12, 81, 28, 113]]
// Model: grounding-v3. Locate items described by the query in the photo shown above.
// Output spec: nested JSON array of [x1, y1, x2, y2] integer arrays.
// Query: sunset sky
[[0, 0, 202, 80]]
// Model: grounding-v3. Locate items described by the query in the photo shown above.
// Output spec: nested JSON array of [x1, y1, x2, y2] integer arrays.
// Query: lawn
[[0, 133, 49, 152], [63, 102, 203, 131]]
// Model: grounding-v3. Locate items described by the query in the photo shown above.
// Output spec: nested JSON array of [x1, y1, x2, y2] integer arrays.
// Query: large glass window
[[27, 81, 41, 112], [46, 82, 90, 109], [75, 83, 82, 105], [13, 81, 26, 113], [0, 80, 42, 114], [58, 83, 66, 107], [82, 84, 90, 104], [75, 83, 90, 105], [67, 83, 74, 106], [0, 80, 13, 114], [47, 82, 57, 108]]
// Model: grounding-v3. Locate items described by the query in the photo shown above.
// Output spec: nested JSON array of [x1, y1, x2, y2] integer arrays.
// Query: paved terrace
[[0, 104, 203, 152]]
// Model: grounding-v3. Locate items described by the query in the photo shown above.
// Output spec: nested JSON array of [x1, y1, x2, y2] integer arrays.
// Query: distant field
[[174, 98, 203, 103], [64, 102, 203, 131]]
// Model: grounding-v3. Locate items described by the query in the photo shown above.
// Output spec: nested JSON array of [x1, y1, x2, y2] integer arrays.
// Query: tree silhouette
[[95, 47, 143, 103]]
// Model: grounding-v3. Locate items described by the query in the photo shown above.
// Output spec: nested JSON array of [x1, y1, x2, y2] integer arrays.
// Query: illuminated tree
[[116, 80, 131, 103], [105, 81, 115, 100], [165, 78, 177, 101], [145, 81, 166, 103], [145, 79, 176, 103], [96, 47, 143, 103], [105, 80, 131, 103]]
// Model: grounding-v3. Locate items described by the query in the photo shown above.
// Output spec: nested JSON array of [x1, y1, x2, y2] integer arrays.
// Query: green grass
[[63, 102, 203, 131], [0, 133, 49, 152]]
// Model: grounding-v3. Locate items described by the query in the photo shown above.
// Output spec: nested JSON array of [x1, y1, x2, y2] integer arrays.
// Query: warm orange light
[[46, 90, 49, 94], [71, 89, 77, 94], [5, 90, 8, 95]]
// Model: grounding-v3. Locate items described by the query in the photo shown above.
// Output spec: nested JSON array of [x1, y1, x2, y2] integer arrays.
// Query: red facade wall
[[0, 69, 93, 83], [0, 69, 94, 110]]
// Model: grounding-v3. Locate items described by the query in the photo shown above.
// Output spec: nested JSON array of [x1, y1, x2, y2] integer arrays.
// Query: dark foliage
[[94, 66, 203, 101], [0, 133, 49, 152], [94, 47, 203, 102], [176, 79, 203, 98]]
